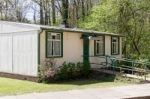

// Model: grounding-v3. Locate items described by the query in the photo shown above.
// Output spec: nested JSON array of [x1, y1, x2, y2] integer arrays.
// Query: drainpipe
[[38, 29, 43, 66]]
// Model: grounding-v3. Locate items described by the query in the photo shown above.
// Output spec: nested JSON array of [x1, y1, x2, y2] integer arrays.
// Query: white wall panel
[[0, 31, 38, 76], [13, 32, 38, 76], [0, 34, 13, 73]]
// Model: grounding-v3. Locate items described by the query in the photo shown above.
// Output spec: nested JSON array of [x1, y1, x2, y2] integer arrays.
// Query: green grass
[[0, 75, 140, 96], [147, 74, 150, 78]]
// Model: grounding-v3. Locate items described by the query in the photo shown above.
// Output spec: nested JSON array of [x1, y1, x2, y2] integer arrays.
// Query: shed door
[[0, 34, 13, 73]]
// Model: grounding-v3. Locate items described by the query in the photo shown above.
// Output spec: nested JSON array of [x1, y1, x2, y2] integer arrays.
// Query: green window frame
[[111, 36, 120, 55], [94, 36, 105, 56], [46, 32, 63, 58]]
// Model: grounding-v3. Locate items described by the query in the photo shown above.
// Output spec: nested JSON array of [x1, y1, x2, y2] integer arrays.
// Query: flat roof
[[0, 21, 123, 36]]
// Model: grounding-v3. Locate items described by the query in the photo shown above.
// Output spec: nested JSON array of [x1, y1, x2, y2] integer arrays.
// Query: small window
[[46, 32, 62, 57], [111, 37, 119, 55], [94, 36, 105, 56]]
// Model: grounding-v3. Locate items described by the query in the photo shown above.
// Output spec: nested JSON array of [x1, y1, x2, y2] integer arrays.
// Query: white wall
[[0, 34, 13, 73], [40, 32, 122, 68], [89, 36, 122, 68], [12, 32, 38, 76], [0, 31, 38, 76], [40, 31, 83, 67]]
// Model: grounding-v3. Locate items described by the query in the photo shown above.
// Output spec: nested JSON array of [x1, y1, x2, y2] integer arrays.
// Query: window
[[111, 37, 119, 55], [46, 32, 62, 57], [94, 36, 105, 56]]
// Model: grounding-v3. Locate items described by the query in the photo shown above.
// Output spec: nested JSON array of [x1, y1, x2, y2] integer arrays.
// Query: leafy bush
[[55, 62, 84, 80], [38, 59, 57, 83], [38, 61, 90, 82]]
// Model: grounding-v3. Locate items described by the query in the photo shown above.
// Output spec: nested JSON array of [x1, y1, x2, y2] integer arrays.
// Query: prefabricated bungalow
[[0, 21, 123, 78]]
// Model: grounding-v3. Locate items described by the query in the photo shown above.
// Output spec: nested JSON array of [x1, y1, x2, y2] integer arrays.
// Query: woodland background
[[0, 0, 150, 60]]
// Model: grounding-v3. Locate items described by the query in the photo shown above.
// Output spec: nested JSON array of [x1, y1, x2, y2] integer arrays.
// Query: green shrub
[[38, 59, 57, 83], [38, 61, 91, 82], [82, 61, 91, 76], [55, 62, 85, 80]]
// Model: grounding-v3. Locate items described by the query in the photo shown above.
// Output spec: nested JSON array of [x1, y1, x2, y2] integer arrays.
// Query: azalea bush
[[38, 59, 57, 83]]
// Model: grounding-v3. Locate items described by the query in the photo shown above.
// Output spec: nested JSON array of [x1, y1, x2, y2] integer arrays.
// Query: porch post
[[83, 37, 90, 75]]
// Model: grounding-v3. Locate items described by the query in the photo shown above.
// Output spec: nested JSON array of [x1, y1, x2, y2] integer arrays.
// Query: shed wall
[[0, 34, 13, 72], [0, 31, 38, 76]]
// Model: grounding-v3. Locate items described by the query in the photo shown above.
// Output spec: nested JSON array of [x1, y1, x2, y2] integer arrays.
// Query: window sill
[[46, 56, 63, 58], [94, 54, 105, 56], [111, 54, 120, 55]]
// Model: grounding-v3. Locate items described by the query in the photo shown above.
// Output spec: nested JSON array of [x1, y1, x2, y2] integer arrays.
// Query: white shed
[[0, 21, 123, 78], [0, 21, 40, 76]]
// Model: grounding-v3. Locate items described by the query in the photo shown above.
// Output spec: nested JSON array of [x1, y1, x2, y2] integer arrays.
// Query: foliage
[[39, 61, 91, 82], [79, 0, 118, 32], [82, 61, 91, 76], [38, 59, 57, 83], [55, 62, 84, 80], [0, 0, 101, 27], [79, 0, 150, 59]]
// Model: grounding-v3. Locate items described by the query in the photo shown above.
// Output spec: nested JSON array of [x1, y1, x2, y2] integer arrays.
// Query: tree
[[51, 0, 56, 24], [1, 0, 101, 27], [0, 0, 31, 22], [79, 0, 150, 59], [62, 0, 69, 27]]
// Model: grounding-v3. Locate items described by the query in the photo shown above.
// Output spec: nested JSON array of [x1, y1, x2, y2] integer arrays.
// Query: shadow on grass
[[47, 72, 117, 86]]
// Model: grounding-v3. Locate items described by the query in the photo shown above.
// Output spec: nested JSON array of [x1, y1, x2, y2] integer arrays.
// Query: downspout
[[38, 29, 43, 66]]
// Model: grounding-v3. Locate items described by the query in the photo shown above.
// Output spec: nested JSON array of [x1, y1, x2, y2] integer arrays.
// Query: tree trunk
[[52, 0, 56, 25], [81, 0, 85, 20], [62, 0, 69, 28], [40, 0, 44, 24], [5, 1, 8, 20]]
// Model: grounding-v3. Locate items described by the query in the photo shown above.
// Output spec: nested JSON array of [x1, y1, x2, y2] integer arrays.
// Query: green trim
[[45, 31, 63, 58], [94, 35, 105, 56], [38, 30, 42, 65], [83, 38, 90, 74], [41, 27, 124, 37], [42, 28, 64, 33], [111, 36, 120, 55]]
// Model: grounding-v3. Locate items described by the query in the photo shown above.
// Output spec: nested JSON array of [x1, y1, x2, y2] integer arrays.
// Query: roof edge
[[41, 27, 124, 37]]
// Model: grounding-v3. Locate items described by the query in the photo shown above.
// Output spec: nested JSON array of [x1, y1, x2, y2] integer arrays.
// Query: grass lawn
[[0, 74, 141, 96], [147, 73, 150, 78]]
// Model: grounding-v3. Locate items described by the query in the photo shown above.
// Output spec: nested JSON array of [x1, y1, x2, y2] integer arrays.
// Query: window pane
[[112, 37, 119, 54], [47, 33, 52, 39], [47, 32, 62, 57], [96, 42, 99, 54], [53, 41, 61, 56], [47, 41, 53, 57], [95, 36, 104, 56], [55, 34, 61, 40]]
